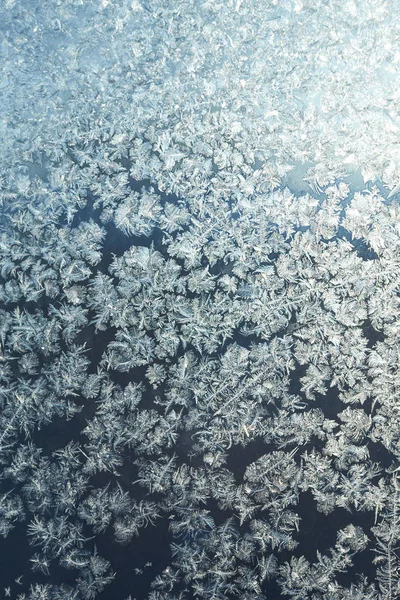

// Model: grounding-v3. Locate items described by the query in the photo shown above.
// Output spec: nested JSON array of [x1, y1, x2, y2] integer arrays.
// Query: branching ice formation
[[1, 0, 400, 599]]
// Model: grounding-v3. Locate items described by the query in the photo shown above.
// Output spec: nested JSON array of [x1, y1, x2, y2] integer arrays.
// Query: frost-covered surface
[[3, 0, 400, 194], [2, 1, 400, 599]]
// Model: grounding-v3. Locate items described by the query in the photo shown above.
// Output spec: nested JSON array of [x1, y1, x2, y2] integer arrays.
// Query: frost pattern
[[1, 1, 400, 599]]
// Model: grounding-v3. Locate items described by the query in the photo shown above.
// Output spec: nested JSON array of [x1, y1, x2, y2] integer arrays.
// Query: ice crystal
[[2, 0, 400, 599]]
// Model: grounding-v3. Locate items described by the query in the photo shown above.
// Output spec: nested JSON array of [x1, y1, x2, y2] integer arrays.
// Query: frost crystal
[[1, 0, 400, 599]]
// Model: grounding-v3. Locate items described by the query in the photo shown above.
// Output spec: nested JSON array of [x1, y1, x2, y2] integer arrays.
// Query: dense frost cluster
[[3, 0, 400, 193], [2, 0, 400, 599]]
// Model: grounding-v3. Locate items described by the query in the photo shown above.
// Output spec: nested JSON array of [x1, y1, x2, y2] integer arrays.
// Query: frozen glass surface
[[1, 1, 400, 599]]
